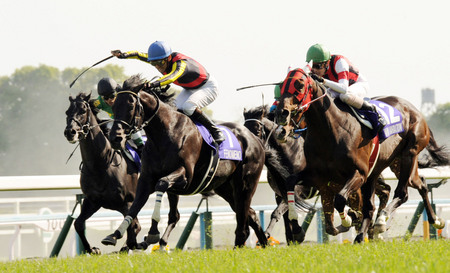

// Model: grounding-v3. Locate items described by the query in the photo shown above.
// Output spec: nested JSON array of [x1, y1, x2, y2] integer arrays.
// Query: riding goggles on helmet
[[150, 59, 167, 67], [312, 62, 327, 69], [102, 93, 116, 100]]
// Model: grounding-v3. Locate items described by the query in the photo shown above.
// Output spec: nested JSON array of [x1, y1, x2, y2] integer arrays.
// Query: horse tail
[[419, 129, 450, 168], [264, 148, 314, 212]]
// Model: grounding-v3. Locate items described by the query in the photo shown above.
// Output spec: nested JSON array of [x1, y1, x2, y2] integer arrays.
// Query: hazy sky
[[2, 0, 449, 122]]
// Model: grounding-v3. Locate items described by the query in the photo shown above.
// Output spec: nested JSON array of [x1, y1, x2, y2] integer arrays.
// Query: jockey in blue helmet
[[111, 41, 225, 145]]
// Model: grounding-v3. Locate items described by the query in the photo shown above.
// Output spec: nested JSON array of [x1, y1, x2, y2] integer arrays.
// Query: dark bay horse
[[274, 66, 449, 243], [101, 75, 268, 248], [244, 105, 391, 242], [64, 93, 141, 253]]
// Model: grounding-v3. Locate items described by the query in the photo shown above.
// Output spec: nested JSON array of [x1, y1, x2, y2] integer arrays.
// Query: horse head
[[109, 74, 171, 151], [109, 75, 146, 151], [274, 65, 319, 142], [64, 92, 93, 143], [243, 105, 268, 140]]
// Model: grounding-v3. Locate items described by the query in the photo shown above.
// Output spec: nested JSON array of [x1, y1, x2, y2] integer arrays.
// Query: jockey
[[93, 77, 145, 154], [111, 41, 225, 145], [306, 43, 387, 131]]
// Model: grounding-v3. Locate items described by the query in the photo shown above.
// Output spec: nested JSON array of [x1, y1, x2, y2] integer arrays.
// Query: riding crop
[[69, 55, 115, 88]]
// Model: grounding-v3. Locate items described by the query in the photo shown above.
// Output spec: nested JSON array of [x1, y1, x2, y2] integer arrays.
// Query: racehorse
[[101, 75, 268, 248], [274, 66, 449, 243], [244, 105, 391, 242], [64, 92, 141, 253]]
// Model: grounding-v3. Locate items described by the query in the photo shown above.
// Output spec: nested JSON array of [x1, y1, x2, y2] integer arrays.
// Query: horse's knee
[[155, 178, 170, 192], [73, 218, 85, 233], [334, 193, 347, 212]]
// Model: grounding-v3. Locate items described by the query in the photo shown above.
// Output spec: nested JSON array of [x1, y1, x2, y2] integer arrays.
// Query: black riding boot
[[191, 109, 226, 145], [361, 101, 387, 131]]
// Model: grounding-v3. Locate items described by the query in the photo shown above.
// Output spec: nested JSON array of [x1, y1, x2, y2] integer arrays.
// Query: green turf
[[1, 239, 449, 273]]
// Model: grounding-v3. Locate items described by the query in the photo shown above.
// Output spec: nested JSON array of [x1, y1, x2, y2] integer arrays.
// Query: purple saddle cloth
[[195, 122, 243, 161], [356, 100, 405, 141]]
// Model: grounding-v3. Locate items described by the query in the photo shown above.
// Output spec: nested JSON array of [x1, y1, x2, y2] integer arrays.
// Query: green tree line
[[0, 64, 448, 176], [0, 64, 129, 176]]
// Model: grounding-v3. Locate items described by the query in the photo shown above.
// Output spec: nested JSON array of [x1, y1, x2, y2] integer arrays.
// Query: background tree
[[426, 102, 450, 147], [0, 64, 128, 176]]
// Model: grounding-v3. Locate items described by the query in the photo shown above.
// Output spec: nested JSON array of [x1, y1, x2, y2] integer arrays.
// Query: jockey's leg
[[191, 108, 225, 145], [175, 77, 225, 145], [340, 93, 387, 130]]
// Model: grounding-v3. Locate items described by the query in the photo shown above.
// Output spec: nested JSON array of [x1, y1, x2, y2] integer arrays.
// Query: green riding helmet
[[306, 44, 331, 63]]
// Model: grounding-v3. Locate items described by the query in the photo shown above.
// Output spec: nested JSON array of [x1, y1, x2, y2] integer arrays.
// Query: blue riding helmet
[[147, 41, 172, 61]]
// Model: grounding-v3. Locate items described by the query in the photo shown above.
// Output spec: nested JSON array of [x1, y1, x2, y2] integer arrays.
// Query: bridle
[[67, 99, 113, 140], [113, 90, 160, 138]]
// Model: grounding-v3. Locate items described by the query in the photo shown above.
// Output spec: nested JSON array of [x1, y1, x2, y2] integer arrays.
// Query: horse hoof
[[101, 234, 117, 246], [374, 215, 387, 233], [326, 227, 339, 236], [354, 234, 365, 244], [145, 233, 160, 245], [90, 247, 101, 255], [433, 218, 446, 229], [119, 246, 130, 253], [336, 225, 351, 233], [293, 230, 305, 244]]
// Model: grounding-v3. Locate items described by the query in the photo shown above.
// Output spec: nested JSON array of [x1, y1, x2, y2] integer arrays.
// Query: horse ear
[[69, 96, 74, 102], [87, 92, 92, 101], [302, 60, 313, 74]]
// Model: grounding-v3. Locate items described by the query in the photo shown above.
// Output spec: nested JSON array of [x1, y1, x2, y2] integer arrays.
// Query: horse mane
[[123, 74, 176, 106]]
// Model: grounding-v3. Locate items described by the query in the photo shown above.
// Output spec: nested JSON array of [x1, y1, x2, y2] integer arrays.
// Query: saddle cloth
[[355, 99, 405, 141], [195, 123, 243, 161]]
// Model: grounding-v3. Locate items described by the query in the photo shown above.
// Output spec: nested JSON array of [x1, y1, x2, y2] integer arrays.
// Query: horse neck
[[304, 87, 342, 142], [79, 111, 114, 169], [141, 94, 186, 142]]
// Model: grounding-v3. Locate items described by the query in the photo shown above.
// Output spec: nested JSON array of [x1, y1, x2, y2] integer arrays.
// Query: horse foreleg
[[414, 176, 445, 229], [247, 207, 269, 248], [264, 195, 287, 239], [146, 168, 187, 246], [320, 191, 340, 236], [74, 198, 101, 254], [334, 172, 365, 229], [102, 177, 154, 246], [157, 193, 180, 247], [354, 180, 376, 243]]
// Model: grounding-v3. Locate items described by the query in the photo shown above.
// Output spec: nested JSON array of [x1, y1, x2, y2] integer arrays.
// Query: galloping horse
[[101, 75, 268, 248], [64, 93, 141, 253], [274, 66, 449, 242], [244, 105, 391, 242]]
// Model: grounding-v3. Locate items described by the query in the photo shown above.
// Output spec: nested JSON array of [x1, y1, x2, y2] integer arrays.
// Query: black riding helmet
[[97, 77, 121, 97]]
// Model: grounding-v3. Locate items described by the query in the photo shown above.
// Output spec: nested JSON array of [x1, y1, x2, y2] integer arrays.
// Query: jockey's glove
[[111, 50, 128, 59], [310, 73, 324, 83]]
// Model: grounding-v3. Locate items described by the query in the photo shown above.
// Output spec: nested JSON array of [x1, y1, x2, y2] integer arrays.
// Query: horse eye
[[294, 80, 304, 91]]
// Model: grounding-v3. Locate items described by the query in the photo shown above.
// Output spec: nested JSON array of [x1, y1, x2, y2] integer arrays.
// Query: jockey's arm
[[323, 78, 349, 94], [152, 60, 187, 87], [119, 51, 150, 63], [323, 58, 351, 94]]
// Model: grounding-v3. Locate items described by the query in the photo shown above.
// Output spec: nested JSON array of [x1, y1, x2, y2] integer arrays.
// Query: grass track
[[1, 240, 449, 273]]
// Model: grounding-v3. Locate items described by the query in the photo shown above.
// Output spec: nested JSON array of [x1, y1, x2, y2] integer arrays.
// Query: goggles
[[102, 93, 116, 100], [150, 59, 167, 67], [312, 62, 328, 69]]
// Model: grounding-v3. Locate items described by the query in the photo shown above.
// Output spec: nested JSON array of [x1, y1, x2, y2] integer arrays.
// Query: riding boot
[[361, 101, 387, 132], [191, 108, 226, 145]]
